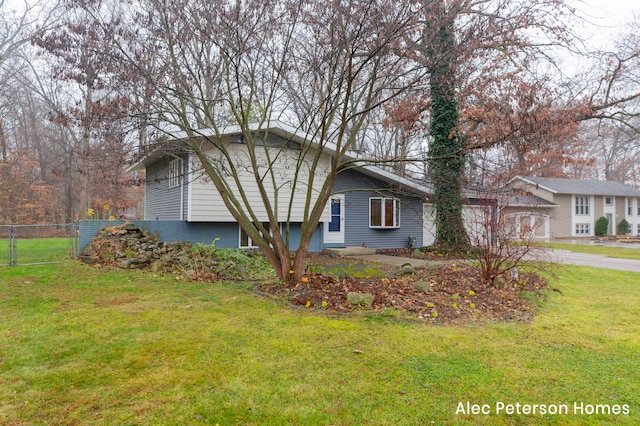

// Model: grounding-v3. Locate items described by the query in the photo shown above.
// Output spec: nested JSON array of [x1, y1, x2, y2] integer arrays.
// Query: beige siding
[[188, 142, 331, 222], [550, 194, 572, 237], [593, 195, 604, 221]]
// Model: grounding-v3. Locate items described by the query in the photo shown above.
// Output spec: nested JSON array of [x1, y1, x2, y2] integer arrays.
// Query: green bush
[[618, 219, 630, 235], [595, 216, 609, 237]]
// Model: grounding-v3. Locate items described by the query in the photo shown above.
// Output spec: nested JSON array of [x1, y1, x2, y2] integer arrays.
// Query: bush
[[595, 216, 609, 237], [618, 219, 631, 235]]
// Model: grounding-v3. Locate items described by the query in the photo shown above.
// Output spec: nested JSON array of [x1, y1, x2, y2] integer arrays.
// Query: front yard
[[0, 260, 638, 425]]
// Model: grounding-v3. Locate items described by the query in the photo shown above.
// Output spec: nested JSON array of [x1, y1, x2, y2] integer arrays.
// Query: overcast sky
[[570, 0, 639, 48]]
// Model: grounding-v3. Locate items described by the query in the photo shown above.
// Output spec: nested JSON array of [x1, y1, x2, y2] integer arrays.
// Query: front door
[[324, 194, 345, 245]]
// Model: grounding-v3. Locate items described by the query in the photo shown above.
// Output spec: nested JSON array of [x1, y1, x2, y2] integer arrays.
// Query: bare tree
[[53, 0, 425, 283]]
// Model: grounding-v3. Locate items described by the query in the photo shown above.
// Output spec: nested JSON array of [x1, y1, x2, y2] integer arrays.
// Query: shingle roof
[[516, 176, 640, 197], [507, 193, 558, 207]]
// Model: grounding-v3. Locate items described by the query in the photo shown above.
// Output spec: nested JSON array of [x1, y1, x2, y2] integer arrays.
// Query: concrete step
[[323, 247, 377, 256]]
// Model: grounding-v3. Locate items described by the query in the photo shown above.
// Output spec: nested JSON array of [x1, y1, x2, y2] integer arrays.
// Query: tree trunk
[[427, 1, 469, 249]]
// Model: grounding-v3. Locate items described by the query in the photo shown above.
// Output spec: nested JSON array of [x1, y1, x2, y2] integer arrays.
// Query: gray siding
[[79, 220, 322, 252], [145, 155, 188, 220], [333, 169, 424, 248]]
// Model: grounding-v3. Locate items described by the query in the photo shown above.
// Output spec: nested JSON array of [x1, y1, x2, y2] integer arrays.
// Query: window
[[628, 198, 633, 216], [637, 198, 640, 216], [575, 223, 590, 235], [575, 196, 590, 216], [605, 197, 613, 206], [169, 158, 183, 188], [637, 223, 640, 235], [239, 222, 271, 248], [370, 198, 400, 229]]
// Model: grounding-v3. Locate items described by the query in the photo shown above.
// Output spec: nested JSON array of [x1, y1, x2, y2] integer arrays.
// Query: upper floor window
[[628, 198, 634, 216], [637, 198, 640, 216], [370, 198, 400, 229], [169, 158, 183, 188], [605, 197, 613, 206], [575, 196, 589, 216]]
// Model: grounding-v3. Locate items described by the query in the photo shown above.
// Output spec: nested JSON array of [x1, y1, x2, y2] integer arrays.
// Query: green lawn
[[0, 237, 74, 266], [0, 262, 638, 425], [544, 242, 640, 261]]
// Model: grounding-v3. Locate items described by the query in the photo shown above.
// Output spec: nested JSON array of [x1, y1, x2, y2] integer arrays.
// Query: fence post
[[9, 226, 17, 266], [71, 222, 79, 259]]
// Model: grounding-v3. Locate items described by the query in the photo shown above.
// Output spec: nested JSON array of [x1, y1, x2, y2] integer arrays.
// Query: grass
[[1, 262, 639, 425], [544, 242, 640, 261], [0, 237, 74, 266]]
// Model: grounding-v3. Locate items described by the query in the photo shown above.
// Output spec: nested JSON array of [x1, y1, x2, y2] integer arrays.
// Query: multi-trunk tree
[[54, 0, 425, 283]]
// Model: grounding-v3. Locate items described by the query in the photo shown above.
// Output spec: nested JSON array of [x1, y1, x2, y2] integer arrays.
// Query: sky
[[570, 0, 639, 48]]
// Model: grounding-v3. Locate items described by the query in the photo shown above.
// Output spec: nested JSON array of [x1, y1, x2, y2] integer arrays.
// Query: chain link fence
[[0, 223, 79, 266]]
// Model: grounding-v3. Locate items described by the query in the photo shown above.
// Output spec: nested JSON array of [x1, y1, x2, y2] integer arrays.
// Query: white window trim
[[575, 223, 591, 235], [369, 197, 400, 229], [239, 222, 273, 249], [168, 158, 183, 189], [605, 197, 613, 206], [627, 198, 634, 217], [575, 196, 590, 216]]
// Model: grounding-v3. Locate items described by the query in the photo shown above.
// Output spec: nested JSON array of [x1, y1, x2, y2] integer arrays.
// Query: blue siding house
[[113, 121, 434, 252]]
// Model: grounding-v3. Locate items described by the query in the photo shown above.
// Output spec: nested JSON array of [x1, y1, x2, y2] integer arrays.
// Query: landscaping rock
[[346, 292, 374, 307], [396, 265, 416, 276], [493, 274, 506, 289], [413, 281, 433, 293]]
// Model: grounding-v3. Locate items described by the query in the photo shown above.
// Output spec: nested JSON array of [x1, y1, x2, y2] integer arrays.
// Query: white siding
[[422, 204, 490, 246], [188, 142, 331, 223]]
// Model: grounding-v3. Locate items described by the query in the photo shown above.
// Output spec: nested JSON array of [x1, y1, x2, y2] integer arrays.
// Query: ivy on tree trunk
[[427, 2, 469, 249]]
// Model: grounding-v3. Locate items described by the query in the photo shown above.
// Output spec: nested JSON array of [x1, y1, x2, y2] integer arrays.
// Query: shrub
[[618, 219, 631, 235], [595, 216, 609, 237]]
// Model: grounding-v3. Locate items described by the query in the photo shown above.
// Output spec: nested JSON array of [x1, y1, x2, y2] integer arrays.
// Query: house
[[116, 121, 444, 252], [506, 176, 640, 238]]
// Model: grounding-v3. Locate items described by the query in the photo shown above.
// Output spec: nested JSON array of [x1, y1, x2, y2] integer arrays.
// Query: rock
[[508, 267, 519, 281], [396, 265, 416, 276], [346, 292, 374, 307], [150, 260, 162, 272], [413, 281, 433, 293], [119, 259, 134, 269], [493, 274, 506, 289]]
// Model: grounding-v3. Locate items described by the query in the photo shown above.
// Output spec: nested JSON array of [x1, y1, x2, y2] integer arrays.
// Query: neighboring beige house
[[506, 176, 640, 238]]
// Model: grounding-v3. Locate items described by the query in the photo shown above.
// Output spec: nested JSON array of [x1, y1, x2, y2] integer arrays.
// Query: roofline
[[510, 175, 558, 194], [505, 202, 558, 208], [125, 120, 434, 197]]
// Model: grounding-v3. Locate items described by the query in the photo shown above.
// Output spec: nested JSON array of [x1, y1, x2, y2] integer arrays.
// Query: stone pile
[[79, 223, 241, 280]]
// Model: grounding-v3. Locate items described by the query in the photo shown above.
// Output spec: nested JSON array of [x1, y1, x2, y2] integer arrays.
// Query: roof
[[505, 194, 558, 208], [513, 176, 640, 197], [126, 120, 435, 197]]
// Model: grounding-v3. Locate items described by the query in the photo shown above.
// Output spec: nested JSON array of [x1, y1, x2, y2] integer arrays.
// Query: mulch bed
[[258, 255, 548, 324]]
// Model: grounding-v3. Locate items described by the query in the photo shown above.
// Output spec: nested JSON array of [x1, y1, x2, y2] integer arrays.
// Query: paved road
[[545, 249, 640, 273], [356, 250, 640, 273]]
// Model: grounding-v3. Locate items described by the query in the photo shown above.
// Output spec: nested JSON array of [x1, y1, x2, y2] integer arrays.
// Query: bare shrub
[[462, 197, 554, 288]]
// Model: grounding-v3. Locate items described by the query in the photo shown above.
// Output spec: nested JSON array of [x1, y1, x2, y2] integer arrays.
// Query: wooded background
[[1, 0, 639, 225]]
